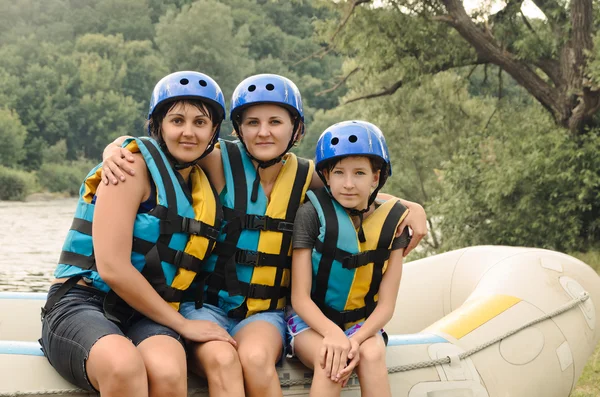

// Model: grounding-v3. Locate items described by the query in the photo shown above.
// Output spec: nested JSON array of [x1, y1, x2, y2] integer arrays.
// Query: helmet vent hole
[[331, 137, 339, 145], [348, 135, 358, 143], [266, 83, 275, 91], [180, 78, 189, 85], [248, 85, 256, 92], [199, 80, 207, 87]]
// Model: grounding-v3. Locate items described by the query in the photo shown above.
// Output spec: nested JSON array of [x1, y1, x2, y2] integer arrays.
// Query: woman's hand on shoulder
[[101, 136, 136, 185]]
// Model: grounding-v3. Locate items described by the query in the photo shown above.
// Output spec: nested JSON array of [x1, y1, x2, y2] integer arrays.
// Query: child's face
[[239, 104, 297, 161], [323, 156, 380, 210], [161, 102, 216, 163]]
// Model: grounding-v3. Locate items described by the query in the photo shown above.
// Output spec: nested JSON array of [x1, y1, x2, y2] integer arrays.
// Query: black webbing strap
[[313, 240, 391, 270], [211, 243, 291, 269], [267, 157, 310, 311], [132, 238, 207, 273], [222, 208, 295, 234], [136, 139, 181, 306], [152, 205, 220, 240], [317, 302, 376, 329], [58, 218, 96, 270], [205, 141, 245, 307], [312, 188, 339, 307], [41, 276, 82, 320], [237, 282, 290, 301], [363, 201, 406, 312]]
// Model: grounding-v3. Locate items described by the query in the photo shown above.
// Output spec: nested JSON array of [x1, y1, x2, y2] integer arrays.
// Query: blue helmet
[[315, 120, 391, 176], [148, 71, 226, 135], [230, 74, 304, 136]]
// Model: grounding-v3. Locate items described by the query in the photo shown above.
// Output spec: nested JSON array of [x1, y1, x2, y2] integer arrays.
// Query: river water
[[0, 198, 78, 292]]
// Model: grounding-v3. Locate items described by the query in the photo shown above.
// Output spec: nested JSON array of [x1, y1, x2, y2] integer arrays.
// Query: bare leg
[[86, 334, 148, 397], [234, 321, 283, 397], [355, 335, 390, 397], [189, 340, 245, 397], [137, 335, 187, 397], [294, 329, 342, 397]]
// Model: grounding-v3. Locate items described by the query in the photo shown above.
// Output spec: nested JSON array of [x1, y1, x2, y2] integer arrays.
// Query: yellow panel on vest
[[247, 154, 298, 315], [425, 295, 522, 339], [171, 166, 218, 293], [343, 199, 403, 313], [245, 154, 314, 316]]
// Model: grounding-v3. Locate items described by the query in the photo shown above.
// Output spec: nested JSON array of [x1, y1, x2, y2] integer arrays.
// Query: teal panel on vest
[[308, 190, 359, 312]]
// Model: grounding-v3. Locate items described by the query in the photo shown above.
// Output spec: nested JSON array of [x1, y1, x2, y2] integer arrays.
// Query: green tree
[[0, 109, 28, 167], [155, 0, 255, 96], [319, 0, 599, 135]]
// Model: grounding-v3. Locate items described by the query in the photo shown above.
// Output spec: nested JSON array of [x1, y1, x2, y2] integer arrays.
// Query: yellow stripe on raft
[[425, 295, 521, 339]]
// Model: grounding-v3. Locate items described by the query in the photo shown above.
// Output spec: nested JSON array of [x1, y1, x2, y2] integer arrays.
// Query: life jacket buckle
[[205, 225, 220, 240], [173, 249, 184, 267], [246, 215, 266, 230], [276, 221, 295, 233], [236, 250, 259, 266]]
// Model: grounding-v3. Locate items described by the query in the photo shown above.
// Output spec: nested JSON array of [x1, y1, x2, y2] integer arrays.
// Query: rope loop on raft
[[279, 291, 590, 387]]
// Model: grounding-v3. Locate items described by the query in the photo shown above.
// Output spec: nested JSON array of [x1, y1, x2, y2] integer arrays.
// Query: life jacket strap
[[153, 205, 220, 241], [41, 276, 82, 321], [223, 208, 294, 234], [314, 240, 391, 270], [212, 243, 291, 269], [238, 282, 289, 300], [132, 238, 209, 273], [316, 301, 377, 330]]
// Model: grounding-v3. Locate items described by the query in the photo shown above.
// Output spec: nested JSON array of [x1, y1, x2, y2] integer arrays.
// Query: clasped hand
[[320, 330, 360, 385]]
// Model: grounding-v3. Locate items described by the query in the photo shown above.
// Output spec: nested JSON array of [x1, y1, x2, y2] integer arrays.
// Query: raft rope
[[0, 292, 590, 395]]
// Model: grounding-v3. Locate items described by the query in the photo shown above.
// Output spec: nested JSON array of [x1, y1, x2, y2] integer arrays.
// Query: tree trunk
[[440, 0, 599, 135]]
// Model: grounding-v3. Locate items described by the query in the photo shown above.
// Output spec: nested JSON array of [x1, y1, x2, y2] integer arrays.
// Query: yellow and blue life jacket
[[53, 137, 221, 321], [308, 188, 408, 330], [201, 140, 314, 318]]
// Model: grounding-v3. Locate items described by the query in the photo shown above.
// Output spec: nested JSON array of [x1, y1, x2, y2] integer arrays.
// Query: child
[[40, 71, 235, 397], [288, 120, 409, 397]]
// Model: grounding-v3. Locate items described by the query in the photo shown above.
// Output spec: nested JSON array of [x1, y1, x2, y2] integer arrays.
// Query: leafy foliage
[[433, 104, 600, 252]]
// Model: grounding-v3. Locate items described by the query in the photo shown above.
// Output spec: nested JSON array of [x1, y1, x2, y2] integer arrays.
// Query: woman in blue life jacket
[[288, 120, 407, 397], [40, 71, 236, 397], [101, 74, 427, 397]]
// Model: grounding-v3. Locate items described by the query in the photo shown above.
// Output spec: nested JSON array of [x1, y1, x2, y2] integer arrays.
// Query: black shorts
[[40, 284, 183, 391]]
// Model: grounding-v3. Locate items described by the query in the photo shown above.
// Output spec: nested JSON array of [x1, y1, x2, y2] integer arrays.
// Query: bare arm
[[349, 248, 404, 346], [93, 156, 235, 345]]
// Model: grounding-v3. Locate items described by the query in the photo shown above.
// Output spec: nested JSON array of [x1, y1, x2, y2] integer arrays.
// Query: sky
[[465, 0, 546, 19]]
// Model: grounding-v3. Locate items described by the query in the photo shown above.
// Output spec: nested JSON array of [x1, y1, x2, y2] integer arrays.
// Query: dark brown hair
[[147, 99, 217, 140]]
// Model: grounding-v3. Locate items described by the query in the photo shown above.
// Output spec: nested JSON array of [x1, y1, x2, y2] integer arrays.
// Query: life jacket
[[53, 137, 221, 321], [201, 139, 314, 318], [308, 187, 408, 330]]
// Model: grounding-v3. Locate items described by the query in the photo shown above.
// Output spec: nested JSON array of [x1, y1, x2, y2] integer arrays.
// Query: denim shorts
[[40, 284, 183, 391], [179, 302, 286, 349], [285, 311, 386, 357]]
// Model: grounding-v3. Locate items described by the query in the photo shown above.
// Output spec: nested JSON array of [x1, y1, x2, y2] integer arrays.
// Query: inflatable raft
[[1, 246, 598, 396]]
